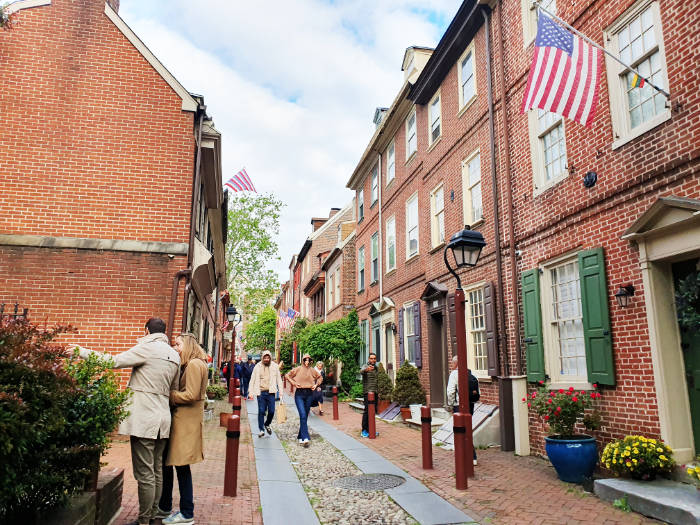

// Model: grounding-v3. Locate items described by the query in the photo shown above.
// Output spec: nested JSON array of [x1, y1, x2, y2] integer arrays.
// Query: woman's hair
[[176, 332, 207, 365], [316, 361, 323, 368]]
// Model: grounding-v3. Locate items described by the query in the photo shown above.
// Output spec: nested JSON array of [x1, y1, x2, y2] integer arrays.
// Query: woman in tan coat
[[157, 333, 207, 525]]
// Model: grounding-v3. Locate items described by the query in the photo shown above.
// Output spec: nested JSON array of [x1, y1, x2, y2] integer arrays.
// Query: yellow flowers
[[601, 435, 675, 479]]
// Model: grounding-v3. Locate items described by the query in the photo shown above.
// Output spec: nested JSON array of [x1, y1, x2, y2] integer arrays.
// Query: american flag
[[278, 308, 300, 331], [224, 168, 257, 193], [521, 14, 601, 127]]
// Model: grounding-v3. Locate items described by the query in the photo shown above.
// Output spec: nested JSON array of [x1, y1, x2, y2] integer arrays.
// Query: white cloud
[[119, 0, 457, 283]]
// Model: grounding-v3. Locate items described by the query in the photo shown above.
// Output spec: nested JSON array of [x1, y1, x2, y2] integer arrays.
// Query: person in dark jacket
[[360, 353, 378, 438], [241, 357, 254, 398], [446, 355, 480, 465]]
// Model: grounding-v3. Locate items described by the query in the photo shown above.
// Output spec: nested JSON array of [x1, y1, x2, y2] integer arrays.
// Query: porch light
[[444, 226, 486, 289], [226, 305, 242, 325], [614, 285, 635, 308]]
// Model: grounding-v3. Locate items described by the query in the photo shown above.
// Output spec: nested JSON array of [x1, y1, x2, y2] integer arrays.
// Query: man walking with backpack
[[446, 355, 480, 465]]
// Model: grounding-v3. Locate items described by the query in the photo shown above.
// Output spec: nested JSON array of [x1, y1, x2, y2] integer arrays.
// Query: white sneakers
[[473, 459, 478, 466], [162, 511, 194, 524], [299, 438, 309, 447], [258, 430, 265, 438]]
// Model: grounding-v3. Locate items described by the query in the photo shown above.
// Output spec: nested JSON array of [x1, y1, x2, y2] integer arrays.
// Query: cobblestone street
[[102, 396, 662, 524]]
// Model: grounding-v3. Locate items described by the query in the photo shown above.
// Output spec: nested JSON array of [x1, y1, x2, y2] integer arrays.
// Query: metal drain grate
[[332, 473, 406, 491]]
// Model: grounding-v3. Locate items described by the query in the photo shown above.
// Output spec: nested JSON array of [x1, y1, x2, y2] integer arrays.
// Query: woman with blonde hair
[[310, 361, 325, 415], [157, 333, 208, 525]]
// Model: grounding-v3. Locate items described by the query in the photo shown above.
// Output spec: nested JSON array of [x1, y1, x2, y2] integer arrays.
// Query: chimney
[[106, 0, 119, 12], [311, 218, 328, 232], [328, 207, 341, 218]]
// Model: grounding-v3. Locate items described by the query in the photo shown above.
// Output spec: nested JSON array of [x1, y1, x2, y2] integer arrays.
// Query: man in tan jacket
[[76, 317, 180, 525], [248, 350, 283, 438]]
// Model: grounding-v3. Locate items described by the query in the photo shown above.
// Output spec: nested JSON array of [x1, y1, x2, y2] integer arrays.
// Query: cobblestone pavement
[[323, 399, 661, 525], [103, 400, 262, 525], [272, 403, 417, 525]]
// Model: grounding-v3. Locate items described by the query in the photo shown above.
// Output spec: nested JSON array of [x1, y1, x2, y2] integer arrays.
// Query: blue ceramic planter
[[545, 435, 597, 483]]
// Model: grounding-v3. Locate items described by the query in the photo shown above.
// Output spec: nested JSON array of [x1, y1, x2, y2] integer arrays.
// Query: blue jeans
[[294, 388, 314, 440], [159, 463, 194, 519], [257, 391, 276, 432], [241, 377, 250, 397]]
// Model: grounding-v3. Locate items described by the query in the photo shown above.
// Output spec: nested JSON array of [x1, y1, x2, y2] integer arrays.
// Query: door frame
[[422, 281, 449, 408]]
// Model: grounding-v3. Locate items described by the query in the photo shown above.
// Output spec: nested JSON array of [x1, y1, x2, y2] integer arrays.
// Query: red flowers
[[522, 397, 526, 402], [538, 380, 544, 385], [544, 415, 550, 421], [559, 389, 565, 394], [547, 398, 553, 404], [572, 396, 578, 402], [569, 386, 575, 392]]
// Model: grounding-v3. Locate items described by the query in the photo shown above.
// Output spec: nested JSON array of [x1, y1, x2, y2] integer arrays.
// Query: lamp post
[[225, 305, 242, 397], [443, 225, 486, 489]]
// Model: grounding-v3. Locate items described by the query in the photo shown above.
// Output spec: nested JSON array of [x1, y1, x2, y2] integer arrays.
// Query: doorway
[[428, 311, 448, 408], [673, 259, 700, 453], [384, 323, 395, 382]]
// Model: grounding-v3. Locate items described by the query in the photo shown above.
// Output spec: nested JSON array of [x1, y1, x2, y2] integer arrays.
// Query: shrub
[[600, 435, 675, 480], [206, 383, 228, 400], [0, 318, 129, 519], [685, 462, 700, 484], [376, 362, 393, 401], [392, 360, 426, 406], [524, 381, 602, 438], [349, 382, 364, 399]]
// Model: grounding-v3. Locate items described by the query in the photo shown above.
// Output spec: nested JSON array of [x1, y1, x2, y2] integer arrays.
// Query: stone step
[[349, 402, 364, 412], [594, 477, 700, 525]]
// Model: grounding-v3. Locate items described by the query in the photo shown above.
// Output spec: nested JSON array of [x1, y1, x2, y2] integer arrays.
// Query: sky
[[119, 0, 458, 283]]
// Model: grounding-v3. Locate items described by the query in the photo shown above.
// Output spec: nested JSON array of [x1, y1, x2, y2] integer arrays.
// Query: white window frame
[[403, 302, 416, 364], [540, 252, 591, 390], [464, 281, 489, 378], [406, 108, 417, 160], [386, 140, 395, 185], [604, 0, 670, 149], [358, 245, 365, 291], [461, 151, 483, 225], [406, 193, 419, 259], [457, 43, 477, 111], [428, 90, 441, 146], [370, 232, 379, 283], [527, 110, 568, 195], [430, 183, 445, 248], [522, 0, 557, 46], [371, 164, 379, 205], [385, 215, 396, 273], [358, 189, 364, 221], [328, 272, 335, 308], [335, 267, 341, 307]]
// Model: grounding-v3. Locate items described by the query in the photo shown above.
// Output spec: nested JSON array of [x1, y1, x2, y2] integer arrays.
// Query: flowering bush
[[523, 381, 602, 438], [601, 435, 675, 480], [685, 462, 700, 484]]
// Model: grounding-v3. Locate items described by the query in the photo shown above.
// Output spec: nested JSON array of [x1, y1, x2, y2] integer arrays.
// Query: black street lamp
[[443, 225, 486, 490], [614, 285, 635, 308]]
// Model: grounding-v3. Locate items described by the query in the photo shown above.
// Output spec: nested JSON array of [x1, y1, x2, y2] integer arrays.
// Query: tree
[[226, 193, 284, 315], [244, 306, 277, 354]]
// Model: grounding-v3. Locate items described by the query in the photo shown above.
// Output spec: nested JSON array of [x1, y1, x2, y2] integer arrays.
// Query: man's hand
[[367, 365, 375, 372], [248, 395, 253, 400]]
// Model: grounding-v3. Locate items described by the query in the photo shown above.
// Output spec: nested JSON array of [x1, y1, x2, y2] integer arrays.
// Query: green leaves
[[225, 193, 284, 316], [244, 306, 277, 354], [392, 360, 426, 406]]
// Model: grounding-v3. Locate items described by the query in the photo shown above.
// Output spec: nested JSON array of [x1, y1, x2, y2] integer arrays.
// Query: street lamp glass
[[447, 227, 486, 269], [226, 305, 237, 322]]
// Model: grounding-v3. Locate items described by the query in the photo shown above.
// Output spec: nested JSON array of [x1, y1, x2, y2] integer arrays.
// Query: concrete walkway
[[268, 392, 474, 525], [245, 398, 320, 525]]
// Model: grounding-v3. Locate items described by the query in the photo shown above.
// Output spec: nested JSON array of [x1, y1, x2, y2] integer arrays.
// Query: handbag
[[276, 401, 287, 423]]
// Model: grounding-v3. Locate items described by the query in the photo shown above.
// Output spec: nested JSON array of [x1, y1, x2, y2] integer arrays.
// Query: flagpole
[[531, 0, 670, 99]]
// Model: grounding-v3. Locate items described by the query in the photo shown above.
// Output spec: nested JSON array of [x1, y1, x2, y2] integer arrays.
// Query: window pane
[[471, 183, 482, 222], [550, 261, 586, 377], [461, 51, 474, 103], [467, 289, 487, 372], [625, 51, 663, 128]]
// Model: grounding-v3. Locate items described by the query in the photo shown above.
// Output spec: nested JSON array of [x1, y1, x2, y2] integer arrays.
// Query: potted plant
[[685, 461, 700, 491], [206, 383, 227, 400], [600, 435, 675, 480], [524, 381, 602, 483], [376, 362, 393, 413], [392, 360, 426, 421]]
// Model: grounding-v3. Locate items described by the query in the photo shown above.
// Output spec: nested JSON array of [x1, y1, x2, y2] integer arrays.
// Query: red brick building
[[0, 0, 228, 385], [347, 0, 699, 461]]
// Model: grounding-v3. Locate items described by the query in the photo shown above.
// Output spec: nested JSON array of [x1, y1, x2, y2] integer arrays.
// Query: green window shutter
[[521, 269, 545, 382], [578, 248, 615, 385]]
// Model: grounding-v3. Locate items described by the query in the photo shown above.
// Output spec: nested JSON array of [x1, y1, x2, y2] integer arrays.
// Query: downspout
[[483, 7, 508, 378], [495, 1, 522, 375], [167, 103, 205, 342], [377, 152, 383, 301]]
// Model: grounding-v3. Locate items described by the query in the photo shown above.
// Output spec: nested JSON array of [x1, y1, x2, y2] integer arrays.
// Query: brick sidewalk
[[103, 400, 262, 525], [324, 400, 660, 525]]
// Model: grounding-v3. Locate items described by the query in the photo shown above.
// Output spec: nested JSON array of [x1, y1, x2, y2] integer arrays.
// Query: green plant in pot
[[376, 363, 393, 413], [206, 383, 228, 400], [524, 381, 602, 483], [392, 360, 426, 421]]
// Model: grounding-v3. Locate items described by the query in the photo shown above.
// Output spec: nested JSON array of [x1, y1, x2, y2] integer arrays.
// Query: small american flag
[[521, 14, 602, 127], [224, 168, 257, 193]]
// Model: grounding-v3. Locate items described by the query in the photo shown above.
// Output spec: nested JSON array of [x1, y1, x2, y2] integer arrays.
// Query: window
[[430, 184, 445, 248], [372, 318, 381, 361], [521, 248, 615, 388], [358, 189, 364, 221], [358, 246, 365, 291], [386, 216, 396, 272], [522, 0, 556, 45], [406, 193, 419, 259], [462, 152, 482, 224], [386, 141, 395, 184], [458, 45, 476, 109], [371, 232, 379, 283], [406, 109, 417, 159], [429, 92, 441, 145], [466, 286, 488, 375], [403, 304, 416, 363], [328, 273, 335, 308], [371, 164, 378, 205], [335, 267, 341, 305], [359, 319, 369, 365], [337, 225, 342, 243], [528, 109, 567, 192], [604, 1, 669, 147]]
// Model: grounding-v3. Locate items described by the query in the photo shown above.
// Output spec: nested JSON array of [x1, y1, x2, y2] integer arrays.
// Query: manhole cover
[[332, 473, 406, 491]]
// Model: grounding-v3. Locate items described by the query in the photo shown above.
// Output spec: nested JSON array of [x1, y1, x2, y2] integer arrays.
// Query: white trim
[[405, 107, 417, 160], [428, 89, 442, 146], [6, 0, 50, 14], [405, 192, 419, 259], [103, 3, 198, 113], [461, 150, 483, 225], [385, 215, 396, 273], [430, 182, 445, 249], [527, 110, 569, 196], [457, 42, 477, 110], [0, 233, 188, 255]]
